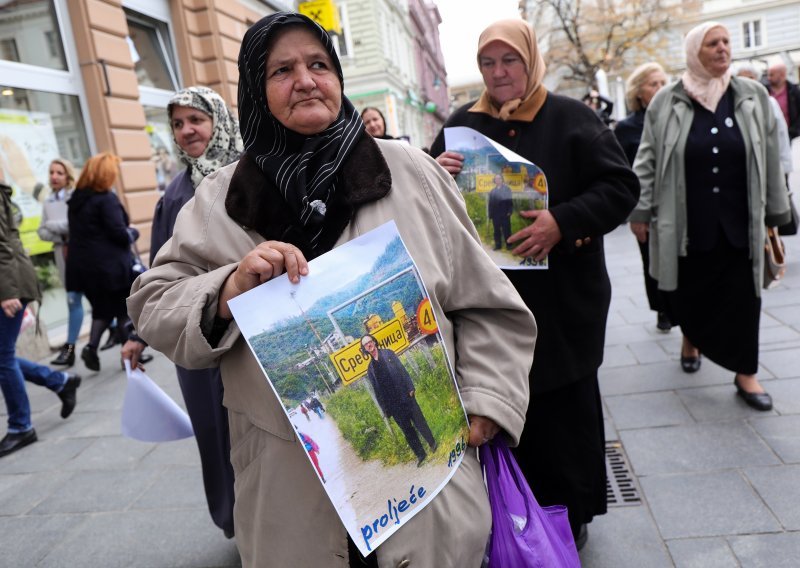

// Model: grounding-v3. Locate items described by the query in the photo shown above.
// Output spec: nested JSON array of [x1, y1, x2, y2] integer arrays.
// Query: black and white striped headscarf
[[237, 12, 364, 251]]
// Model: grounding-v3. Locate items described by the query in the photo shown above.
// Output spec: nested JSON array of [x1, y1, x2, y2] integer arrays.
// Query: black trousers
[[176, 365, 235, 535], [513, 374, 607, 537], [492, 216, 512, 248], [393, 400, 436, 460]]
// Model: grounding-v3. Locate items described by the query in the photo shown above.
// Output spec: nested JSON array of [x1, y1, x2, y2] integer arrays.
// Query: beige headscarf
[[469, 19, 547, 121], [682, 22, 732, 112]]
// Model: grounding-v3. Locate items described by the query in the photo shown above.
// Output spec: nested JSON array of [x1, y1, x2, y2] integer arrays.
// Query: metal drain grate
[[606, 442, 641, 507]]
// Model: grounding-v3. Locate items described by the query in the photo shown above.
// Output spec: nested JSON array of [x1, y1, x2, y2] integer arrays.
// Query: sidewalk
[[1, 221, 798, 567]]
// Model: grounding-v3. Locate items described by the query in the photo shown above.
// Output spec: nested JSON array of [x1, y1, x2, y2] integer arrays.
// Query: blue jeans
[[18, 358, 66, 392], [0, 306, 32, 433], [66, 291, 85, 345]]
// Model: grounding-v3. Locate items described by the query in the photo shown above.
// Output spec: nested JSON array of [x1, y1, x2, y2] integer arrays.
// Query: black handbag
[[778, 192, 798, 236]]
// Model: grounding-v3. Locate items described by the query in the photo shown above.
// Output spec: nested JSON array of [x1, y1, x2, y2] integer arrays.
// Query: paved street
[[2, 213, 799, 567]]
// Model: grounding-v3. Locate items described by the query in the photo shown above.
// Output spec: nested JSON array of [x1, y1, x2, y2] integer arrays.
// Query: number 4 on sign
[[416, 298, 438, 335]]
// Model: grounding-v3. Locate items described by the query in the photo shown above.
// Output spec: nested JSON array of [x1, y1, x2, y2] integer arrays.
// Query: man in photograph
[[488, 174, 513, 250], [361, 334, 437, 466]]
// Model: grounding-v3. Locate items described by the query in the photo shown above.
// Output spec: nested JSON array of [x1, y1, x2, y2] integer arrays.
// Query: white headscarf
[[681, 22, 732, 112]]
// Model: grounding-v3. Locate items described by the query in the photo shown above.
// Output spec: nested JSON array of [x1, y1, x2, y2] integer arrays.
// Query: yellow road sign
[[416, 298, 438, 335], [476, 173, 525, 193], [329, 318, 408, 385], [298, 0, 342, 35]]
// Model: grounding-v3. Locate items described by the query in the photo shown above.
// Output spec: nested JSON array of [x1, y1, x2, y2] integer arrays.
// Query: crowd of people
[[1, 10, 796, 568]]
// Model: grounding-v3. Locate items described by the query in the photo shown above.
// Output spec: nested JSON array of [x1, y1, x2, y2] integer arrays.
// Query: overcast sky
[[434, 0, 523, 87]]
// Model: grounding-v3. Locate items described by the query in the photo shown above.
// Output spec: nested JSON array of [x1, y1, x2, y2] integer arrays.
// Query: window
[[0, 0, 67, 70], [144, 105, 183, 192], [742, 20, 762, 49], [125, 10, 179, 91], [331, 5, 352, 58]]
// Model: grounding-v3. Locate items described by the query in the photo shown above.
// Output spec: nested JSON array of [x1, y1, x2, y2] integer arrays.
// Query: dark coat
[[431, 94, 640, 393], [766, 80, 800, 139], [488, 183, 513, 220], [366, 348, 417, 419], [65, 188, 131, 293], [613, 110, 646, 166], [150, 169, 193, 264], [0, 183, 40, 304]]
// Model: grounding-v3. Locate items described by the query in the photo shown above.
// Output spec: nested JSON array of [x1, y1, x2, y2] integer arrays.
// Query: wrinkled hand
[[507, 209, 562, 260], [1, 298, 23, 318], [468, 415, 500, 447], [121, 340, 146, 370], [435, 151, 464, 177], [630, 222, 649, 244], [218, 241, 309, 319]]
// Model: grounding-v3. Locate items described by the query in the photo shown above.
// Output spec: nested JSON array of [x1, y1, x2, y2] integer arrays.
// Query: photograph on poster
[[228, 221, 469, 556], [444, 126, 549, 269]]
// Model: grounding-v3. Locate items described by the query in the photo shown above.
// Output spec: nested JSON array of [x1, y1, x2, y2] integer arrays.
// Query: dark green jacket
[[0, 182, 41, 304]]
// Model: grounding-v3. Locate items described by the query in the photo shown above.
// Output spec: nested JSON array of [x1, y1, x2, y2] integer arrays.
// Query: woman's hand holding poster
[[228, 221, 469, 556], [445, 126, 549, 269]]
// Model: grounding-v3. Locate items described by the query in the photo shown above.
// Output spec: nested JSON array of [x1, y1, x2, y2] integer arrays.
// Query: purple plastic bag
[[480, 438, 581, 568]]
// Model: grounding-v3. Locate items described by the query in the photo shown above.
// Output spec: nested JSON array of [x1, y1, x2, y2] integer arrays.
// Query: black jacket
[[150, 169, 193, 264], [431, 94, 640, 393], [66, 189, 131, 293], [767, 80, 800, 139], [613, 110, 646, 166], [366, 349, 417, 419]]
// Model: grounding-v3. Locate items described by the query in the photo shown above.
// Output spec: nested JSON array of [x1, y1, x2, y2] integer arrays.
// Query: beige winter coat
[[128, 137, 535, 567]]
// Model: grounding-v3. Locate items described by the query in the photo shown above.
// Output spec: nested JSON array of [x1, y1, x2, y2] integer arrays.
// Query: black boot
[[58, 374, 82, 418], [81, 345, 100, 371], [99, 326, 120, 351], [51, 343, 76, 367]]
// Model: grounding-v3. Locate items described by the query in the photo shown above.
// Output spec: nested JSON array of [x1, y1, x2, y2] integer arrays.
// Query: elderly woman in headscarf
[[630, 22, 790, 411], [430, 19, 640, 548], [122, 86, 242, 539], [128, 12, 535, 567]]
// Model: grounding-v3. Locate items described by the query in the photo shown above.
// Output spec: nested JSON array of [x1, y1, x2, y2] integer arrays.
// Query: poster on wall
[[444, 126, 549, 269], [0, 109, 61, 255], [228, 221, 470, 556]]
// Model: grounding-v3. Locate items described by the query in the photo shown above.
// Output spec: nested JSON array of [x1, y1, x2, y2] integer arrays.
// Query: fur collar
[[225, 133, 392, 259]]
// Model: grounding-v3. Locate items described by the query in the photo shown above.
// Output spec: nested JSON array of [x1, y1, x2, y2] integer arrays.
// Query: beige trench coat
[[128, 140, 536, 567]]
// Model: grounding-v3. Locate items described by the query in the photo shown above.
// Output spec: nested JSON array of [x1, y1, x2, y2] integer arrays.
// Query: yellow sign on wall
[[329, 318, 408, 385], [298, 0, 342, 35], [475, 173, 525, 193]]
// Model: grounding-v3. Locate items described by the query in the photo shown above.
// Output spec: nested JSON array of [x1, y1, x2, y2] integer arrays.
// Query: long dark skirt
[[512, 373, 607, 536], [668, 238, 760, 374], [639, 237, 674, 320]]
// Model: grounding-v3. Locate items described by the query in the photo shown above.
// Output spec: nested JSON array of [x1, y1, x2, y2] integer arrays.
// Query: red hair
[[76, 152, 121, 193]]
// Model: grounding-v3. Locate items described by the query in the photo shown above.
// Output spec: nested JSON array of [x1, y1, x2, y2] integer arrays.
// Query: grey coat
[[630, 77, 791, 295]]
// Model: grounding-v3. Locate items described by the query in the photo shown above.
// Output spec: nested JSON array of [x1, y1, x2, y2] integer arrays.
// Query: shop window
[[125, 10, 179, 91], [742, 20, 763, 49], [144, 105, 183, 192], [0, 85, 91, 255], [0, 0, 67, 70]]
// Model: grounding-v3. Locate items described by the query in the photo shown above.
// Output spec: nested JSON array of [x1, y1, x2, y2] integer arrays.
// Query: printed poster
[[0, 109, 61, 255], [445, 126, 549, 269], [228, 221, 470, 556]]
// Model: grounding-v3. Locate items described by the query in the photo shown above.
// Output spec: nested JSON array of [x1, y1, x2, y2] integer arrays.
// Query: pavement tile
[[58, 436, 155, 471], [748, 415, 800, 463], [744, 465, 800, 530], [138, 437, 201, 469], [0, 470, 73, 515], [766, 379, 800, 415], [729, 532, 800, 568], [667, 537, 739, 568], [621, 422, 779, 476], [35, 510, 241, 568], [600, 360, 737, 397], [578, 506, 673, 568], [764, 305, 800, 326], [605, 324, 658, 346], [640, 471, 781, 539], [605, 391, 693, 430], [131, 465, 208, 510], [0, 437, 94, 475], [758, 325, 800, 346], [600, 344, 638, 368], [30, 469, 160, 514], [759, 350, 800, 380], [627, 341, 671, 365], [0, 514, 89, 567]]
